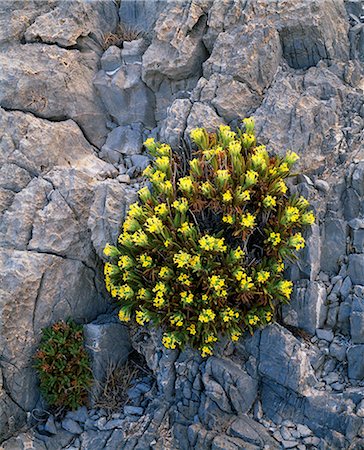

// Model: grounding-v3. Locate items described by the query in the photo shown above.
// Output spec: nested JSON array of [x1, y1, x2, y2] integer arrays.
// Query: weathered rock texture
[[0, 0, 363, 448]]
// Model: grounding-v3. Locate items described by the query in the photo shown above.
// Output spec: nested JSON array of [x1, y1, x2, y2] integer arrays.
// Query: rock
[[0, 44, 109, 148], [341, 276, 353, 299], [124, 405, 144, 416], [100, 124, 144, 163], [282, 281, 327, 335], [61, 418, 83, 435], [83, 322, 131, 394], [315, 179, 330, 193], [281, 440, 299, 449], [353, 230, 364, 252], [203, 24, 281, 95], [329, 340, 347, 362], [121, 39, 148, 63], [66, 406, 88, 424], [142, 2, 208, 88], [350, 297, 364, 344], [119, 0, 165, 35], [296, 424, 312, 438], [352, 161, 364, 196], [259, 324, 316, 394], [88, 179, 137, 258], [356, 400, 364, 417], [159, 99, 192, 148], [101, 46, 122, 72], [348, 254, 364, 285], [324, 372, 339, 385], [44, 416, 57, 435], [185, 102, 225, 141], [23, 0, 118, 49], [320, 219, 348, 274], [349, 218, 364, 230], [347, 345, 364, 380], [80, 430, 112, 450], [228, 415, 280, 448], [117, 174, 131, 184], [316, 329, 334, 342], [130, 154, 150, 172], [94, 64, 155, 129]]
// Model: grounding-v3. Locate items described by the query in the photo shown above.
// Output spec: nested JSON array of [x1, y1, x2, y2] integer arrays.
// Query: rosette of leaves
[[104, 118, 315, 357], [34, 320, 92, 410]]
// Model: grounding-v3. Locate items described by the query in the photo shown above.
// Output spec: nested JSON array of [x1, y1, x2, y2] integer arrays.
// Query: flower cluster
[[104, 118, 315, 357]]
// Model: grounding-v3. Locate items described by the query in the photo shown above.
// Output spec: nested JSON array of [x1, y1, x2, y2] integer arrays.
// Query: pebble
[[282, 440, 299, 448], [281, 426, 292, 440], [124, 405, 144, 416], [303, 436, 320, 446], [44, 416, 57, 435], [117, 174, 131, 183], [281, 420, 296, 428], [324, 372, 339, 384], [331, 382, 345, 392], [96, 417, 107, 430], [316, 329, 334, 342], [315, 179, 330, 193], [61, 418, 83, 435], [66, 406, 88, 423], [297, 445, 306, 450], [356, 400, 364, 417], [103, 419, 125, 430], [273, 430, 283, 442], [296, 424, 312, 438]]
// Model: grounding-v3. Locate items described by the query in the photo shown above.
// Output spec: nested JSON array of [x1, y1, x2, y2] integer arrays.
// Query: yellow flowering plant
[[103, 118, 315, 356]]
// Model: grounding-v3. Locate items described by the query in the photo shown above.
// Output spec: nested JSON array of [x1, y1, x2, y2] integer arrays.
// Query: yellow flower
[[118, 307, 131, 322], [241, 213, 256, 229], [153, 281, 167, 294], [190, 128, 208, 148], [173, 251, 191, 268], [221, 307, 239, 323], [268, 232, 281, 246], [180, 291, 194, 304], [138, 186, 152, 203], [150, 170, 166, 184], [251, 147, 267, 170], [205, 334, 218, 343], [278, 280, 293, 299], [236, 188, 251, 202], [172, 198, 189, 213], [138, 254, 153, 268], [178, 176, 194, 195], [278, 162, 289, 174], [178, 274, 192, 286], [117, 285, 134, 300], [190, 255, 201, 269], [216, 169, 230, 182], [153, 294, 165, 308], [243, 117, 255, 134], [128, 202, 144, 219], [301, 211, 315, 225], [162, 333, 180, 349], [231, 331, 241, 342], [187, 324, 197, 335], [219, 124, 236, 144], [228, 140, 241, 156], [200, 346, 213, 358], [155, 156, 170, 173], [282, 206, 300, 224], [223, 215, 234, 224], [209, 275, 226, 292], [297, 196, 309, 209], [222, 190, 233, 203], [190, 158, 202, 176], [245, 170, 258, 186], [200, 181, 215, 197], [103, 243, 116, 257], [198, 309, 216, 323], [178, 222, 193, 235], [256, 270, 270, 283], [154, 203, 168, 217], [170, 314, 184, 327], [135, 310, 150, 326], [159, 267, 172, 279], [142, 165, 154, 178], [146, 216, 164, 233], [263, 195, 276, 208], [157, 143, 172, 157], [248, 315, 259, 326], [143, 137, 156, 150], [233, 246, 245, 260], [276, 180, 288, 194], [289, 232, 305, 250], [164, 239, 171, 248], [118, 232, 133, 247], [118, 255, 133, 269], [235, 270, 254, 291], [202, 294, 208, 302], [199, 235, 227, 252], [265, 311, 273, 322], [160, 180, 173, 195], [123, 217, 140, 233], [285, 150, 300, 165], [275, 261, 284, 273], [137, 288, 150, 300]]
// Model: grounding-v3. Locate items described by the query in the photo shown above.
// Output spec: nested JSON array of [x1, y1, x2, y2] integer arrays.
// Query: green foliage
[[104, 118, 315, 357], [34, 320, 92, 410]]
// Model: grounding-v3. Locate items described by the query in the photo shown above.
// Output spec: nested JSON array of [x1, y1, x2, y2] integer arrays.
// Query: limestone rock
[[0, 45, 109, 148], [259, 324, 317, 394], [160, 99, 193, 149], [23, 0, 118, 49]]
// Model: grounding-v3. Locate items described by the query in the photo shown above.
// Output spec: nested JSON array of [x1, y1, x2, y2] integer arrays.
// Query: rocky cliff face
[[0, 0, 363, 449]]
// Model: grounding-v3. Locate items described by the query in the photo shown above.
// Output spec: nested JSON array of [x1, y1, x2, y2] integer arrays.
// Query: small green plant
[[34, 320, 92, 410], [104, 118, 315, 357]]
